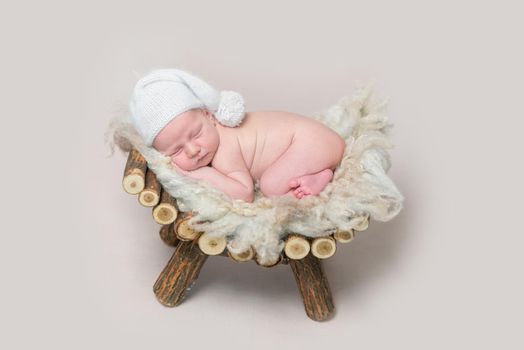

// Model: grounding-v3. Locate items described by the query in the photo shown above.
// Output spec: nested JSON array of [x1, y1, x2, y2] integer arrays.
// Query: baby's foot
[[288, 169, 334, 199]]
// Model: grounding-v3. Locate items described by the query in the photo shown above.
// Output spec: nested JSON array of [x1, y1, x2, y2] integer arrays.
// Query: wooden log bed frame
[[122, 149, 370, 321]]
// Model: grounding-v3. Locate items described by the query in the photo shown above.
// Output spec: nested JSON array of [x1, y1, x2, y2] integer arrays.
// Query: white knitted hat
[[129, 68, 245, 146]]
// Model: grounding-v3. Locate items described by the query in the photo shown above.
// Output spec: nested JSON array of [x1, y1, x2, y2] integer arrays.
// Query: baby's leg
[[259, 135, 344, 198]]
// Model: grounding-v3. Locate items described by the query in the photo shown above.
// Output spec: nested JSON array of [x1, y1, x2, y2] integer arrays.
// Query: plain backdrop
[[1, 1, 522, 349]]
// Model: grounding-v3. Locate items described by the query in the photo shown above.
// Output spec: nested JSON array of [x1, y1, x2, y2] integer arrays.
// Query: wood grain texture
[[227, 246, 254, 262], [175, 212, 200, 241], [197, 232, 227, 255], [289, 253, 335, 321], [159, 223, 179, 247], [152, 189, 179, 225], [153, 241, 208, 307], [333, 229, 354, 243], [122, 149, 147, 194], [311, 236, 337, 259], [284, 234, 311, 260], [139, 169, 161, 207]]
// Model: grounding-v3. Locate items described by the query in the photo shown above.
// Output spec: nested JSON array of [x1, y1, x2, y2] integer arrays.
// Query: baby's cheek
[[171, 157, 192, 171], [170, 157, 182, 167]]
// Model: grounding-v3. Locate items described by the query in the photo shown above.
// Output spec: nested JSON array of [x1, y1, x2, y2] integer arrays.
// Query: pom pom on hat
[[216, 91, 245, 127], [129, 68, 246, 146]]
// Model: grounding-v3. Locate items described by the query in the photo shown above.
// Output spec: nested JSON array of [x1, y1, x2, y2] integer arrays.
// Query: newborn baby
[[130, 69, 346, 203], [153, 108, 345, 202]]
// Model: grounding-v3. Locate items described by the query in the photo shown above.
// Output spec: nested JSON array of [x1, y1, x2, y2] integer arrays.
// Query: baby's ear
[[202, 108, 212, 117], [203, 109, 218, 124]]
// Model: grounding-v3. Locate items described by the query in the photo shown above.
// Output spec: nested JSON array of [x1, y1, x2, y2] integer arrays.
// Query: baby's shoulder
[[212, 134, 249, 175]]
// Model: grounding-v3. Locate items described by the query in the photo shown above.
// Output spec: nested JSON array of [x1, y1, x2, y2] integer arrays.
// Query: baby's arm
[[175, 164, 254, 203]]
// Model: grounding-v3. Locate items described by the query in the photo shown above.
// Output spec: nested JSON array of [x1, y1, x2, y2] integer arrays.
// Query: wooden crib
[[122, 149, 369, 321]]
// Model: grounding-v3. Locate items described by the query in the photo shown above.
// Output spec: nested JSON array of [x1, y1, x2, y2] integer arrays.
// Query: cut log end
[[255, 254, 282, 268], [284, 235, 311, 260], [153, 204, 178, 225], [353, 215, 370, 231], [198, 233, 227, 255], [228, 246, 254, 262], [122, 173, 145, 194], [333, 229, 354, 243], [354, 220, 369, 231], [175, 217, 200, 241], [311, 237, 337, 259], [139, 169, 161, 206], [123, 149, 147, 194], [139, 190, 160, 207]]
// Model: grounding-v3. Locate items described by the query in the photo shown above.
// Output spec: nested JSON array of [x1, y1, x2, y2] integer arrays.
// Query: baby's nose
[[186, 143, 200, 157]]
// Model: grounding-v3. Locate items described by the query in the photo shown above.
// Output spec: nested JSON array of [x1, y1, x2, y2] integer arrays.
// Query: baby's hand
[[171, 162, 207, 181]]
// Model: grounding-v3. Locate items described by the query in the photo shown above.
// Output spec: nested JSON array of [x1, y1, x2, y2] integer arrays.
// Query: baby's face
[[153, 108, 220, 171]]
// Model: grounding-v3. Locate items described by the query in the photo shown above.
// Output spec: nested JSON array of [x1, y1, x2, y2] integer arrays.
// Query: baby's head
[[129, 68, 246, 169], [152, 107, 220, 171]]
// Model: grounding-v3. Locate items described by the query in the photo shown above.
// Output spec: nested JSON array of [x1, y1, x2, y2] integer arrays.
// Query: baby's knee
[[326, 133, 346, 170], [259, 173, 291, 197]]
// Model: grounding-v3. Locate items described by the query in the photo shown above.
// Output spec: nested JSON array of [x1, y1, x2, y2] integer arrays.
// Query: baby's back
[[213, 111, 340, 181]]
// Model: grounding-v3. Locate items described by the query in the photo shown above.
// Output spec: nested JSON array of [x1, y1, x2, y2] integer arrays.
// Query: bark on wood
[[311, 237, 337, 259], [139, 169, 161, 207], [152, 189, 178, 225], [198, 232, 227, 255], [153, 240, 208, 307], [289, 253, 335, 321], [175, 212, 200, 241], [284, 234, 311, 260], [159, 223, 179, 247], [333, 229, 354, 243], [122, 149, 147, 194]]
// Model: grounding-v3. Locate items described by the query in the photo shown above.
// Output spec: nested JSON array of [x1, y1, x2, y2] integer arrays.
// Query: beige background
[[1, 0, 522, 349]]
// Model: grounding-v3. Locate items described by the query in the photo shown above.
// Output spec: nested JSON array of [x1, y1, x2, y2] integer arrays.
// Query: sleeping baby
[[129, 69, 346, 203]]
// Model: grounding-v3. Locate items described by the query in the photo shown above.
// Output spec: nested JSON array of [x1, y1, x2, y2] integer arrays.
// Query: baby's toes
[[301, 186, 311, 195]]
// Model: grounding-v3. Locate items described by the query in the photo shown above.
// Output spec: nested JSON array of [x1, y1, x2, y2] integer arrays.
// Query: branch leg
[[153, 241, 208, 307], [289, 254, 335, 321]]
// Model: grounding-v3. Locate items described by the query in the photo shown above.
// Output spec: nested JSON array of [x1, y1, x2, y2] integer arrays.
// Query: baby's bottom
[[259, 133, 345, 199]]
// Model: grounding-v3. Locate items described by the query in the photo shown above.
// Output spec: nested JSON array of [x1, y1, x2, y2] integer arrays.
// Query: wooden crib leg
[[153, 240, 208, 307], [289, 254, 335, 321]]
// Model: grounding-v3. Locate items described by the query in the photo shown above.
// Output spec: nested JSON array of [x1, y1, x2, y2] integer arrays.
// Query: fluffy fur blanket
[[106, 84, 404, 265]]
